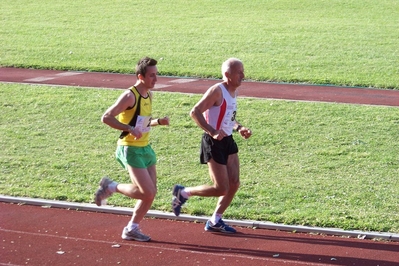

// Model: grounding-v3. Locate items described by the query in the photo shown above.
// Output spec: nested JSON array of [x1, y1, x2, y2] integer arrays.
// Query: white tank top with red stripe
[[203, 83, 237, 136]]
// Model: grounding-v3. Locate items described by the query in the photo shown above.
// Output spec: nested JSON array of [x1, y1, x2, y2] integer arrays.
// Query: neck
[[134, 82, 149, 97], [222, 82, 238, 93]]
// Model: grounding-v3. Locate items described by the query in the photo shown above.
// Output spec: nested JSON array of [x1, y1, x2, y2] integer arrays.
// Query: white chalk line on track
[[0, 228, 328, 266], [23, 72, 83, 82]]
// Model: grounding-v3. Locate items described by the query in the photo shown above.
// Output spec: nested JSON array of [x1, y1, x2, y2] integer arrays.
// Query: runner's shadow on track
[[226, 230, 399, 253], [151, 236, 398, 266]]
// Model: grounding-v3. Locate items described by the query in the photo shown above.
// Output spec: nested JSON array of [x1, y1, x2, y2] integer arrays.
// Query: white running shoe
[[121, 227, 151, 242], [94, 176, 113, 206]]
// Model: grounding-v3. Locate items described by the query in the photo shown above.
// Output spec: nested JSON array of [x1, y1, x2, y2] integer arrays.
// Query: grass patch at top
[[1, 0, 398, 88]]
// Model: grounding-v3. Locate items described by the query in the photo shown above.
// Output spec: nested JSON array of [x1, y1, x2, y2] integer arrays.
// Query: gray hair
[[221, 58, 242, 81]]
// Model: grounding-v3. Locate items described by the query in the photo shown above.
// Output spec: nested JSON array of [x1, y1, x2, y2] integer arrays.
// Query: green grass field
[[1, 0, 398, 89], [1, 84, 398, 233]]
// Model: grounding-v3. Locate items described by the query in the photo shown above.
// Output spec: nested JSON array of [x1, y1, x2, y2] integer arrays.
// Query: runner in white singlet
[[172, 58, 252, 234]]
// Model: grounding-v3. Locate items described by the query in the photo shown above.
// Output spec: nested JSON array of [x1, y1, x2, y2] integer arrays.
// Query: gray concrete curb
[[2, 195, 398, 242]]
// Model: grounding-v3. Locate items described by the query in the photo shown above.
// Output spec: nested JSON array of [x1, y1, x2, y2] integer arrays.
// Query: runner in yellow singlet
[[94, 57, 170, 242]]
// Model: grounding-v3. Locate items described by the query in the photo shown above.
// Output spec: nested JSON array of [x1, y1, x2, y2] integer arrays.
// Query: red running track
[[1, 67, 399, 106], [2, 202, 399, 266]]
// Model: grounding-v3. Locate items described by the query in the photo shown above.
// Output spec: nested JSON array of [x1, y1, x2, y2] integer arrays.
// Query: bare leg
[[214, 153, 240, 215], [186, 153, 240, 215], [187, 158, 229, 197], [116, 164, 157, 224]]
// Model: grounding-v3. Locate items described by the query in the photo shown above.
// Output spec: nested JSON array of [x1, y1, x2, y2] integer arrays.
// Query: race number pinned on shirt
[[135, 115, 152, 133]]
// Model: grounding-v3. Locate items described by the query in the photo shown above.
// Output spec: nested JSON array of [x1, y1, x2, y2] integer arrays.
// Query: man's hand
[[128, 126, 142, 139], [158, 116, 170, 126], [238, 127, 252, 139], [211, 129, 227, 140]]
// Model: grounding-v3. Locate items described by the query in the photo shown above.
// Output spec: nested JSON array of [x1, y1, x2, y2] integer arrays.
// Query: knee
[[217, 180, 240, 195], [230, 180, 240, 191], [142, 187, 157, 201], [214, 184, 229, 196], [125, 186, 157, 201]]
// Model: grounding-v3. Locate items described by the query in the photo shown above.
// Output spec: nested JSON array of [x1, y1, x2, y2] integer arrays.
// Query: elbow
[[101, 114, 108, 124], [189, 107, 197, 119]]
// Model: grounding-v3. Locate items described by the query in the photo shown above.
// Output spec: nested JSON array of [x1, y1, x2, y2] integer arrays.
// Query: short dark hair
[[135, 57, 157, 77]]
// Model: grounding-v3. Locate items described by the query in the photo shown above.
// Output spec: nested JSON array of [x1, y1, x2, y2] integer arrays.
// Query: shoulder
[[124, 88, 137, 99], [206, 83, 223, 97], [118, 88, 136, 108], [201, 83, 224, 106]]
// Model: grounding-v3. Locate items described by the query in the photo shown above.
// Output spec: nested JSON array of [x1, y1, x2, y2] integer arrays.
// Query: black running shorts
[[200, 133, 238, 165]]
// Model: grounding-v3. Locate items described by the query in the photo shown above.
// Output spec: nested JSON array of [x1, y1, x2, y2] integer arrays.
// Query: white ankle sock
[[210, 213, 222, 225], [108, 181, 118, 193], [181, 189, 190, 199], [127, 221, 139, 231]]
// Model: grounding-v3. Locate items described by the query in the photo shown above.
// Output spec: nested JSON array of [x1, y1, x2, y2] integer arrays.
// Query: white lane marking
[[1, 228, 326, 265], [24, 77, 57, 82], [55, 72, 83, 77], [154, 84, 172, 89], [168, 79, 198, 83], [24, 72, 83, 82]]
